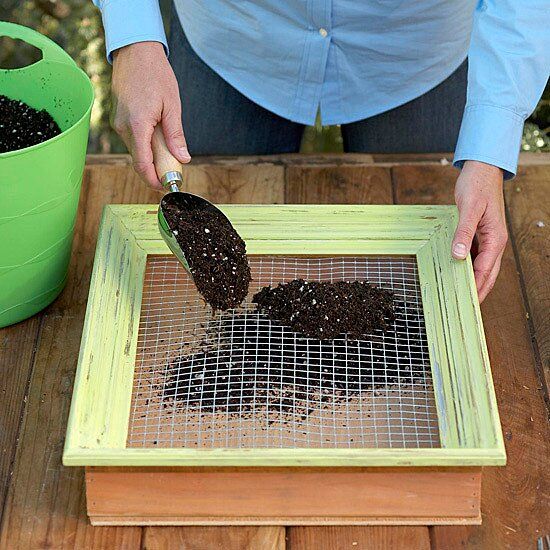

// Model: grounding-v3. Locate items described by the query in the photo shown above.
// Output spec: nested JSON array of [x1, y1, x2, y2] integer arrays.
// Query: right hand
[[111, 41, 191, 189]]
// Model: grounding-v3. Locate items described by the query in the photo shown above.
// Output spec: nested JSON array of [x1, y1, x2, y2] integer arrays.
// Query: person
[[93, 0, 549, 302]]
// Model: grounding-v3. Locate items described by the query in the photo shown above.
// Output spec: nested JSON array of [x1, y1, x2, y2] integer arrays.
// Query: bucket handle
[[0, 21, 76, 68]]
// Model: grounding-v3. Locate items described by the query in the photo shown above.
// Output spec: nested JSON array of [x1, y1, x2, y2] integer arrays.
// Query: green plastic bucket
[[0, 22, 93, 328]]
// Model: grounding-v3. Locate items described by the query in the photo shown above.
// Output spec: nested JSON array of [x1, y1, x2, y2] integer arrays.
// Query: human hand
[[452, 160, 507, 303], [111, 41, 190, 189]]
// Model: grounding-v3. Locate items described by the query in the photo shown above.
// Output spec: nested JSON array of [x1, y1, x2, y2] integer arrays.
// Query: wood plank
[[185, 163, 285, 204], [0, 323, 141, 549], [285, 165, 392, 204], [286, 163, 430, 549], [0, 164, 152, 549], [82, 156, 284, 203], [0, 315, 42, 521], [393, 164, 550, 549], [142, 526, 285, 549], [505, 166, 550, 405], [287, 526, 431, 550], [86, 467, 480, 523]]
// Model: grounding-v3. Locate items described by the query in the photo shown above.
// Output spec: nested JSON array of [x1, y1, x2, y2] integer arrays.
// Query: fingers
[[472, 220, 507, 302], [161, 96, 191, 165], [127, 119, 162, 190], [474, 242, 505, 303], [457, 205, 508, 302], [452, 160, 506, 302], [113, 114, 162, 189], [452, 200, 484, 260], [452, 192, 506, 303], [474, 202, 508, 302]]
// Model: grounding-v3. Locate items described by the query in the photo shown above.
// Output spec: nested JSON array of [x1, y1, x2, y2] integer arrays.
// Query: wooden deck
[[1, 153, 549, 549]]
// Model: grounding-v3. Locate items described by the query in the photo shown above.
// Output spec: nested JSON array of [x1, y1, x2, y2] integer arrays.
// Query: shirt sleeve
[[92, 0, 168, 63], [453, 0, 550, 179]]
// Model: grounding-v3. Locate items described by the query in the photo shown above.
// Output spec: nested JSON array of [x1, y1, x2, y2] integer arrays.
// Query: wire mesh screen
[[127, 255, 440, 449]]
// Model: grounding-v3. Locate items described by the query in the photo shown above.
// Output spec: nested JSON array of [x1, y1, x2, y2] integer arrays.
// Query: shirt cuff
[[100, 0, 168, 63], [453, 104, 525, 180]]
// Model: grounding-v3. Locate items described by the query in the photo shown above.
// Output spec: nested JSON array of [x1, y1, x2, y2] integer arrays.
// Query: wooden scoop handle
[[152, 125, 183, 187]]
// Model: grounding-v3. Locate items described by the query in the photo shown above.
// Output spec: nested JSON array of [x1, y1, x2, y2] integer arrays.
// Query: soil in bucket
[[163, 202, 252, 311], [0, 95, 61, 153], [253, 279, 395, 339]]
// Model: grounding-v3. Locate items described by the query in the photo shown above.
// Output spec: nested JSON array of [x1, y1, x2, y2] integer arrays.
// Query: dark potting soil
[[160, 302, 427, 420], [0, 95, 61, 153], [253, 279, 395, 340], [163, 201, 251, 311]]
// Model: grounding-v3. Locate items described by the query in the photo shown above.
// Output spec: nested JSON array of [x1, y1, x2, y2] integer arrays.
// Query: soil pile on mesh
[[160, 302, 426, 419], [252, 279, 395, 339], [0, 95, 61, 153], [163, 199, 251, 311]]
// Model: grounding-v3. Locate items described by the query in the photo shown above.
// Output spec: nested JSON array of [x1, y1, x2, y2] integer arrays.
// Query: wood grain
[[142, 526, 285, 550], [85, 467, 481, 523], [185, 163, 285, 204], [505, 165, 550, 404], [393, 163, 550, 549], [0, 288, 142, 550], [0, 316, 42, 521], [287, 526, 431, 550], [285, 165, 392, 204]]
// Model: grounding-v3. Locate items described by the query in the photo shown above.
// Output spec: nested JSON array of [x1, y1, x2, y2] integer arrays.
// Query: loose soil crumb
[[163, 198, 251, 311], [252, 279, 395, 339], [0, 95, 61, 153], [160, 302, 425, 420]]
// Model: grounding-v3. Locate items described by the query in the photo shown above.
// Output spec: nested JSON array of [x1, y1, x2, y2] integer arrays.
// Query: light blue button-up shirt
[[94, 0, 549, 178]]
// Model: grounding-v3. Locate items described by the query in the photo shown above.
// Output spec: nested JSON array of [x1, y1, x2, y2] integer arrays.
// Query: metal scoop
[[153, 126, 230, 274]]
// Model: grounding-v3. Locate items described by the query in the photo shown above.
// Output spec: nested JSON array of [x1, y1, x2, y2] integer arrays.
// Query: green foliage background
[[1, 0, 548, 155]]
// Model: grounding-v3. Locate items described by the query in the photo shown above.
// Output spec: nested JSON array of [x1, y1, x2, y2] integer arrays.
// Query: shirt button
[[319, 28, 328, 38]]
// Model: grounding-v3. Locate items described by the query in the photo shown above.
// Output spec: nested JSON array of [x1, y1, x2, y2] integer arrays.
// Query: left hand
[[452, 160, 508, 303]]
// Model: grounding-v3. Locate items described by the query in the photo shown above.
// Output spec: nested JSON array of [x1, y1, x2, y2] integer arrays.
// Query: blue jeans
[[168, 14, 467, 156]]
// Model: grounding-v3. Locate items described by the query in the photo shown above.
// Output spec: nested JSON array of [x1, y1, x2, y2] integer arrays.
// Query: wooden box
[[64, 205, 505, 525]]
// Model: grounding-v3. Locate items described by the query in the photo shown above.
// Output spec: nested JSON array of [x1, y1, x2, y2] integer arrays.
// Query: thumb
[[452, 202, 483, 260], [161, 105, 191, 165]]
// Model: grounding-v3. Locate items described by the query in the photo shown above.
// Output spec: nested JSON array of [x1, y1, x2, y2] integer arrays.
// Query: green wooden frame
[[63, 205, 505, 467]]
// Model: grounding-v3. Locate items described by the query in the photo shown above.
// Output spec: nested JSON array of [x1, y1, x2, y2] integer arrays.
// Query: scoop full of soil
[[0, 95, 61, 153], [252, 279, 395, 340], [162, 198, 251, 311]]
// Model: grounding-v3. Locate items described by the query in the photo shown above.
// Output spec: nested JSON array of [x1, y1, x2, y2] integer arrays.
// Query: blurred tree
[[301, 114, 344, 153], [1, 2, 548, 155], [523, 82, 550, 152], [1, 0, 124, 153]]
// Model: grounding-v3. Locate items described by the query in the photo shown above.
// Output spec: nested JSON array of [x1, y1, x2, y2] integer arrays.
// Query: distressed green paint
[[139, 239, 426, 256], [63, 446, 505, 467], [63, 204, 506, 467], [417, 213, 504, 455], [65, 206, 147, 452], [111, 204, 447, 242], [416, 243, 461, 449]]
